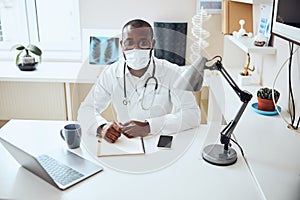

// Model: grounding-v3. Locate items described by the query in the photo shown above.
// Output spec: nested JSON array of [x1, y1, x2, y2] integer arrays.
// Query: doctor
[[77, 19, 201, 143]]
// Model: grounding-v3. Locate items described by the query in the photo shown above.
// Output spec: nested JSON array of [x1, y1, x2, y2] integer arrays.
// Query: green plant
[[12, 44, 42, 65], [257, 87, 280, 100]]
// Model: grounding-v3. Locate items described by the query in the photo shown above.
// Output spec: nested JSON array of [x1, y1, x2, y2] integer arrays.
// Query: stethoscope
[[122, 56, 158, 110]]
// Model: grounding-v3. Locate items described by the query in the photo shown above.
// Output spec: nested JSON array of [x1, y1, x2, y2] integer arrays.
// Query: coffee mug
[[60, 124, 81, 149]]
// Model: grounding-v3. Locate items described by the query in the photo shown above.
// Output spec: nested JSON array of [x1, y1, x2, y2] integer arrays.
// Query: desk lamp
[[174, 56, 252, 166]]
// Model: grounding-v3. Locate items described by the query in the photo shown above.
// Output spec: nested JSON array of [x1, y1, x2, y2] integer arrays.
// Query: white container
[[237, 73, 256, 86]]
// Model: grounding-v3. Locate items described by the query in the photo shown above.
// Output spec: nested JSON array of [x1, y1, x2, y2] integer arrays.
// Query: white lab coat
[[77, 57, 201, 136]]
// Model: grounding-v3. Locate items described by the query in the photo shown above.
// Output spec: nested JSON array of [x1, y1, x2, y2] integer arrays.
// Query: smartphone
[[157, 135, 173, 148]]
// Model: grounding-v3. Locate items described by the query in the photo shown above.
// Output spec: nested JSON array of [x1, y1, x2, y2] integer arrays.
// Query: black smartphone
[[157, 135, 173, 148]]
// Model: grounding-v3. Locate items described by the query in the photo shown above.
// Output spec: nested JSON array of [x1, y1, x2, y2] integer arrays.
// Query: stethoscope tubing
[[123, 57, 158, 109]]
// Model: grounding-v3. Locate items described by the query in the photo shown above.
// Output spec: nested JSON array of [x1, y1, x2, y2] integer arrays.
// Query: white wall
[[262, 37, 300, 125], [79, 0, 224, 61], [80, 0, 194, 29]]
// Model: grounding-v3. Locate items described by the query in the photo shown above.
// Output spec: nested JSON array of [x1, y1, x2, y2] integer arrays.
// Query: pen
[[113, 121, 124, 133], [140, 137, 145, 153], [114, 121, 122, 128], [114, 121, 135, 128], [121, 124, 135, 129]]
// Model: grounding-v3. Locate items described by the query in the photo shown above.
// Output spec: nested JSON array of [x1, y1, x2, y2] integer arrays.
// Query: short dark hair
[[122, 19, 153, 38]]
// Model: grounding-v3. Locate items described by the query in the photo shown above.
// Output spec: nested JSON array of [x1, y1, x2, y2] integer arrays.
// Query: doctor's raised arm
[[77, 19, 201, 143]]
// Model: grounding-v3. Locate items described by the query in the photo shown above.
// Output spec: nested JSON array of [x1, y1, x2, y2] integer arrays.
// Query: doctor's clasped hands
[[98, 121, 150, 143]]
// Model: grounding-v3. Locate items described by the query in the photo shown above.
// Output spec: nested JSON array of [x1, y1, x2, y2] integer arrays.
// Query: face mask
[[124, 49, 151, 70]]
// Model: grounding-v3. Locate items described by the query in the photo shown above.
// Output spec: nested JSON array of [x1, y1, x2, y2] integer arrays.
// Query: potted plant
[[12, 44, 42, 71], [257, 87, 280, 111]]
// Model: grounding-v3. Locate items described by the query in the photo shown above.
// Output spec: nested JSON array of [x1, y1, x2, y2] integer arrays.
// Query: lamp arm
[[206, 60, 248, 101], [205, 57, 253, 150], [220, 102, 249, 150]]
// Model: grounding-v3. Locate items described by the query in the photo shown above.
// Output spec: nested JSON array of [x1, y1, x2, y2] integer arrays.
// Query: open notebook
[[97, 135, 145, 157]]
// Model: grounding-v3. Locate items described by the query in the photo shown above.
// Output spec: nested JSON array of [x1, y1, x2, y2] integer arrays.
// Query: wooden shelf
[[230, 0, 273, 4], [226, 35, 276, 54]]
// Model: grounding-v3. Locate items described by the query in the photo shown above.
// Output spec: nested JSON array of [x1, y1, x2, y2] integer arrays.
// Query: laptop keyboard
[[37, 154, 84, 186]]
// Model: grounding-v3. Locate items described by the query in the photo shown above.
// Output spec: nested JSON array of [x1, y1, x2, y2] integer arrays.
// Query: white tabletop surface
[[234, 105, 300, 200], [0, 61, 102, 83], [0, 119, 262, 200], [207, 68, 300, 200]]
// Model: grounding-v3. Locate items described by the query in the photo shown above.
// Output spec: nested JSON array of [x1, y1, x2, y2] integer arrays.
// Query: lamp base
[[202, 144, 237, 166]]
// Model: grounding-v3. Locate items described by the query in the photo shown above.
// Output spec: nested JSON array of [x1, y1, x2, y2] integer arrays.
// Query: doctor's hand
[[97, 122, 122, 143], [120, 120, 150, 138]]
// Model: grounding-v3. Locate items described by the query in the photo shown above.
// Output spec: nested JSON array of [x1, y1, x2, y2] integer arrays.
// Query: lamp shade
[[173, 56, 208, 91]]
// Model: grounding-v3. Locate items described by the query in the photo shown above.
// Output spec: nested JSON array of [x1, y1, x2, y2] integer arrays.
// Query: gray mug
[[60, 124, 81, 149]]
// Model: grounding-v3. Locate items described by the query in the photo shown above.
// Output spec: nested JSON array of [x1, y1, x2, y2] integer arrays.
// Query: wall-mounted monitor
[[272, 0, 300, 45]]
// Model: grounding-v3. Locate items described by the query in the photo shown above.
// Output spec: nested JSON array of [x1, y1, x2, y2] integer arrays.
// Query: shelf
[[230, 0, 273, 4], [226, 35, 276, 54]]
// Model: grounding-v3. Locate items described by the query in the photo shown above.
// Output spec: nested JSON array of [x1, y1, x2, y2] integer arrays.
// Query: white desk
[[207, 69, 300, 200], [0, 61, 102, 120], [234, 100, 300, 200], [0, 119, 262, 200]]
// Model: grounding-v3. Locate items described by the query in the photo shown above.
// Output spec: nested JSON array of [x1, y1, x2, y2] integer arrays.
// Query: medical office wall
[[0, 0, 222, 123], [79, 0, 223, 61]]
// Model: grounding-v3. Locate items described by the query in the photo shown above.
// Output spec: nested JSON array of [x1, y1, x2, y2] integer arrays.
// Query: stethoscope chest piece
[[123, 98, 129, 105]]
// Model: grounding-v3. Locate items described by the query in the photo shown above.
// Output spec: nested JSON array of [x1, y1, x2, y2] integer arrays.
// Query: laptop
[[0, 137, 103, 190]]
